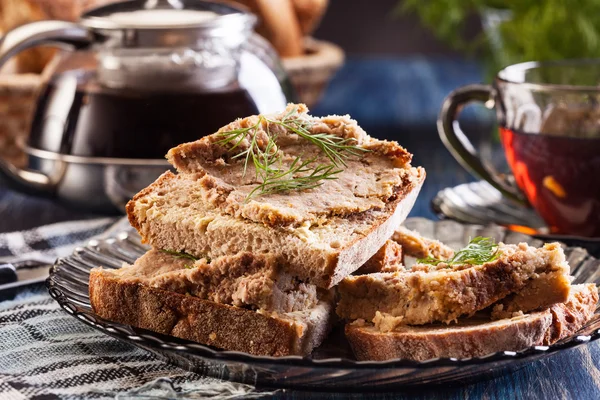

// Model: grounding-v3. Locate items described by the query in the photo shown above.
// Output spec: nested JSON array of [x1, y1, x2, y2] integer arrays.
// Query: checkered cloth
[[0, 219, 275, 400], [0, 217, 122, 264]]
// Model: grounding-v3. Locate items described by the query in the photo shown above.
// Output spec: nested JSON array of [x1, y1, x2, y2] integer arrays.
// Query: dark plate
[[46, 218, 600, 390]]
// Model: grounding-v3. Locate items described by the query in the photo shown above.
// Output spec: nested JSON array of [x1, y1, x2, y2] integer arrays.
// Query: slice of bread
[[165, 104, 421, 228], [337, 243, 571, 327], [492, 269, 572, 319], [345, 284, 598, 361], [101, 249, 319, 313], [89, 269, 334, 356], [127, 170, 423, 289]]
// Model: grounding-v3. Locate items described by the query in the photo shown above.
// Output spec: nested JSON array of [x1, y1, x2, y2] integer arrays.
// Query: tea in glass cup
[[439, 60, 600, 237]]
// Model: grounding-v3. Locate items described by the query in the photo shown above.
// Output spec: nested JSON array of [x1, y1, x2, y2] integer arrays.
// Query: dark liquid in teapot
[[28, 71, 289, 159]]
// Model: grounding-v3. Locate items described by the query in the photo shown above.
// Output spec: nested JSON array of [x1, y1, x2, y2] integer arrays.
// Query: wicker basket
[[0, 73, 43, 167], [29, 0, 115, 21], [282, 37, 344, 108]]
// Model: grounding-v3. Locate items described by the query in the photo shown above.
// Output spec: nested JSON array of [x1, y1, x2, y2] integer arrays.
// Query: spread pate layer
[[106, 249, 318, 313], [337, 242, 571, 330], [166, 103, 420, 227]]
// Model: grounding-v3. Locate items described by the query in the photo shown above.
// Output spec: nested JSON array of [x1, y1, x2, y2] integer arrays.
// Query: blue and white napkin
[[0, 218, 275, 399]]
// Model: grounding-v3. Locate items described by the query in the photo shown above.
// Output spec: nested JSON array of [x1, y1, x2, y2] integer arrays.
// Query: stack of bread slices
[[89, 103, 425, 356], [89, 104, 597, 360], [339, 239, 598, 361]]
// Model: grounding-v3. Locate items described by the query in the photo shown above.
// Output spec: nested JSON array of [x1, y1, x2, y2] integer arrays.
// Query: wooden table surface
[[1, 126, 598, 400]]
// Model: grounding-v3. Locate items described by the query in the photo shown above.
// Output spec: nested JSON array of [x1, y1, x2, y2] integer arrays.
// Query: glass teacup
[[438, 60, 600, 237]]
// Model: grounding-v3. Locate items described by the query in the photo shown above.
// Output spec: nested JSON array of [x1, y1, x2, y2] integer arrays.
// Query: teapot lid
[[81, 0, 256, 47]]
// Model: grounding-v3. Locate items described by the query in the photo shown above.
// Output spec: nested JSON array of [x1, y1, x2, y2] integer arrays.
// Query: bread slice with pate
[[337, 242, 572, 329], [90, 266, 334, 357], [94, 249, 320, 313], [345, 284, 598, 361]]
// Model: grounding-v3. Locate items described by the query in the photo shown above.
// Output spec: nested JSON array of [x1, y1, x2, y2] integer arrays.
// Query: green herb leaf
[[160, 249, 199, 261], [417, 236, 501, 266]]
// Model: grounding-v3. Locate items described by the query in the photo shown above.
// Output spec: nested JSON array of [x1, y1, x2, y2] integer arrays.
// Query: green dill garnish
[[217, 106, 368, 200], [160, 250, 211, 269], [160, 249, 199, 261], [270, 109, 367, 168], [246, 157, 342, 200], [417, 237, 501, 266]]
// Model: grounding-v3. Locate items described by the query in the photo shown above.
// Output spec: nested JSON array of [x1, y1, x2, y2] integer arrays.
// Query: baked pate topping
[[110, 249, 318, 313], [336, 242, 571, 330], [166, 103, 421, 227]]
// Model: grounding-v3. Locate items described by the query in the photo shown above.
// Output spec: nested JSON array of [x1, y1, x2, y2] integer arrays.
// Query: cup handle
[[437, 84, 528, 205]]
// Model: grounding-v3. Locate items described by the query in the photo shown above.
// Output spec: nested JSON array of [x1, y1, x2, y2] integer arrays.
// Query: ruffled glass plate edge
[[45, 217, 600, 389]]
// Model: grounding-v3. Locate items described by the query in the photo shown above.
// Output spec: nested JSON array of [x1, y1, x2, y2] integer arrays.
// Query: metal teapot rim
[[20, 139, 171, 166], [80, 0, 256, 33]]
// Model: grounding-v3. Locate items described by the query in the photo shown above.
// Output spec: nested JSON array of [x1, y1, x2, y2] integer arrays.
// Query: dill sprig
[[160, 249, 198, 260], [246, 157, 343, 200], [159, 249, 209, 269], [216, 106, 368, 200], [269, 109, 368, 167], [216, 116, 275, 178], [417, 237, 501, 266]]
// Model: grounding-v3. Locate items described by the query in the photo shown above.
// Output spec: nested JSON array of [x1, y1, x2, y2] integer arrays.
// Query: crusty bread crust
[[346, 312, 552, 362], [89, 269, 333, 356], [345, 284, 598, 361]]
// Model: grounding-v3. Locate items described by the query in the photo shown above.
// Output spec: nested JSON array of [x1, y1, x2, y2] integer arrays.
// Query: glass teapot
[[0, 0, 293, 212]]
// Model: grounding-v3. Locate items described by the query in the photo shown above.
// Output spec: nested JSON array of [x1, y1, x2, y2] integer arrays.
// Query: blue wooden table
[[1, 58, 598, 399]]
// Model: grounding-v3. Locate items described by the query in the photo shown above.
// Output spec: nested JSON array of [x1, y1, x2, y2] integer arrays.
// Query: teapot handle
[[0, 21, 92, 66], [0, 21, 92, 196]]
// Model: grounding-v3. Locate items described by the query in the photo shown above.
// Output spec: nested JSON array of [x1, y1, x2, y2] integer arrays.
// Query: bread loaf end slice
[[337, 242, 570, 327], [89, 269, 334, 356], [345, 284, 597, 361]]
